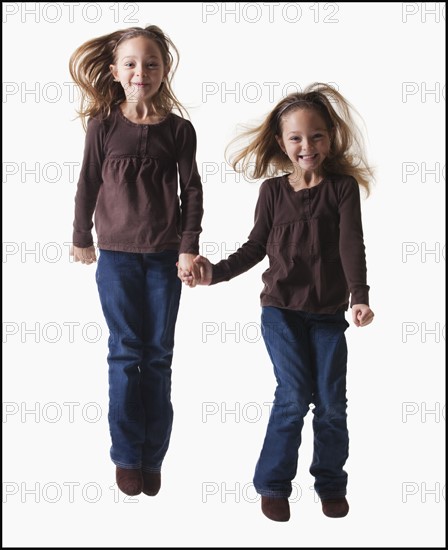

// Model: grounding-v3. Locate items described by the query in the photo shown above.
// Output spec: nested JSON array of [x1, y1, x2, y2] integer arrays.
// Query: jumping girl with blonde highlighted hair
[[180, 83, 375, 522]]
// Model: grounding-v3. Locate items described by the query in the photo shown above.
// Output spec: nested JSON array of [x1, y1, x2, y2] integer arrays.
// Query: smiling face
[[277, 108, 332, 176], [110, 36, 167, 103]]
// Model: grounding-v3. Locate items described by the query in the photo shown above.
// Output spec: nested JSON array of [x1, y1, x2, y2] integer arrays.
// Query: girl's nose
[[135, 65, 147, 76]]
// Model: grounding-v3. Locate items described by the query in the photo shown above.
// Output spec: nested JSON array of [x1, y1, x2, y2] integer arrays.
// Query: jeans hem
[[255, 488, 291, 498], [142, 466, 162, 473], [318, 491, 347, 500], [112, 459, 142, 469]]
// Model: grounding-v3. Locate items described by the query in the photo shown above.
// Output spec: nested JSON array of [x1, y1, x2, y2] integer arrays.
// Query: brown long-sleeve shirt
[[211, 174, 369, 313], [72, 107, 203, 254]]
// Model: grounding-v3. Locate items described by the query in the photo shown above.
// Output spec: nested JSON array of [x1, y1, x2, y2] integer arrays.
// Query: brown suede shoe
[[116, 467, 143, 496], [321, 497, 349, 518], [142, 471, 161, 496], [261, 496, 290, 522]]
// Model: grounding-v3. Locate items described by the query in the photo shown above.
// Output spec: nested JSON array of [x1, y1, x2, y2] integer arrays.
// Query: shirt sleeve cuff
[[210, 262, 231, 285], [179, 233, 200, 255], [72, 231, 94, 248], [350, 286, 370, 307]]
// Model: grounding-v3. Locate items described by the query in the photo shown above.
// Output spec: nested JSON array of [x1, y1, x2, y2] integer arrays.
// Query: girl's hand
[[71, 245, 97, 265], [177, 253, 201, 287], [351, 304, 374, 327], [193, 255, 213, 286], [177, 255, 213, 286]]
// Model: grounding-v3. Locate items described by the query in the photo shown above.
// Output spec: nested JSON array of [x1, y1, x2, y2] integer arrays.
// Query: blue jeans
[[254, 306, 350, 499], [96, 249, 181, 471]]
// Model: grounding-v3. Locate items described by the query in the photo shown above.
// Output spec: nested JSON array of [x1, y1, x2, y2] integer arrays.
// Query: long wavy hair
[[69, 25, 187, 129], [228, 83, 374, 195]]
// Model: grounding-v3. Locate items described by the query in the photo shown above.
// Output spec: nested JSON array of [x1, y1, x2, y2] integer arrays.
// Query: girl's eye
[[313, 134, 323, 139]]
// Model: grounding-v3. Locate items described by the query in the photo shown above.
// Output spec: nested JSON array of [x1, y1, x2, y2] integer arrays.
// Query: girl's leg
[[96, 250, 145, 469], [140, 250, 181, 473], [254, 306, 313, 498], [308, 311, 350, 500]]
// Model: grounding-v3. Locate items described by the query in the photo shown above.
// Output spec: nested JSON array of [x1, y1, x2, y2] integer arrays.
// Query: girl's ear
[[110, 65, 119, 82], [275, 134, 286, 154]]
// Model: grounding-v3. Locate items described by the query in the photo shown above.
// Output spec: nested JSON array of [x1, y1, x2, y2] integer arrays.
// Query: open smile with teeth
[[299, 154, 318, 160]]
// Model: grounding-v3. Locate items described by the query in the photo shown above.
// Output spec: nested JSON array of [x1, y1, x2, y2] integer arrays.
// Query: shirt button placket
[[304, 189, 313, 257], [140, 125, 149, 157], [304, 188, 311, 219]]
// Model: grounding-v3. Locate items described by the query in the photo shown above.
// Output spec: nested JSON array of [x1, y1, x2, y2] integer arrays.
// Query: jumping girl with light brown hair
[[70, 26, 203, 497]]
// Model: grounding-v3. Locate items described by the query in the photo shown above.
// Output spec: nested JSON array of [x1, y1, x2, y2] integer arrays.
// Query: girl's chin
[[292, 161, 323, 172], [125, 92, 153, 102], [125, 86, 153, 96]]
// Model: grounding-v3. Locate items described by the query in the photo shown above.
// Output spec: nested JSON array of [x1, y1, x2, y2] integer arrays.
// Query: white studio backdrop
[[3, 2, 445, 547]]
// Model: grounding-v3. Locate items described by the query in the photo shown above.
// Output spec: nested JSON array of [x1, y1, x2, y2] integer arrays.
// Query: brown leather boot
[[261, 496, 290, 522], [321, 497, 349, 518], [142, 471, 161, 496], [116, 467, 143, 496]]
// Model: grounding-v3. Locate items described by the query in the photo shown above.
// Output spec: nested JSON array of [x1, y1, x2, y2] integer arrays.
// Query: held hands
[[70, 245, 97, 265], [352, 304, 374, 327], [177, 254, 212, 287]]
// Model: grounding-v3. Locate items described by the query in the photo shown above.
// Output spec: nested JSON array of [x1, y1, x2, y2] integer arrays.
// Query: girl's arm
[[175, 120, 204, 281], [176, 120, 204, 256], [72, 117, 105, 249], [338, 177, 371, 316], [181, 240, 266, 286], [210, 240, 267, 284], [183, 180, 273, 286]]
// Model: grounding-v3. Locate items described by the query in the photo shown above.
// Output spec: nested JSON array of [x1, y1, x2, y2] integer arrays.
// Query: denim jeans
[[253, 306, 350, 499], [96, 249, 181, 471]]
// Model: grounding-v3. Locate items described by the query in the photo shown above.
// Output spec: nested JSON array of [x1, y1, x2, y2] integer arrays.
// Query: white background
[[3, 2, 445, 547]]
